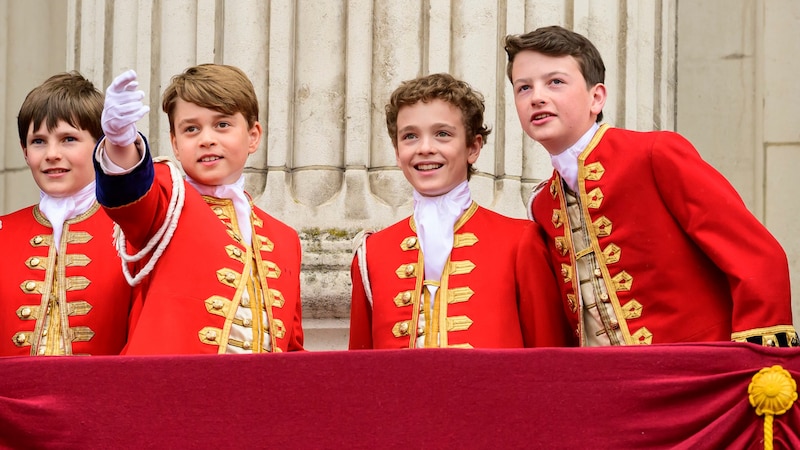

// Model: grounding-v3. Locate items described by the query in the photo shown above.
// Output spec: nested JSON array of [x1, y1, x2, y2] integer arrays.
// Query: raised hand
[[102, 70, 150, 147]]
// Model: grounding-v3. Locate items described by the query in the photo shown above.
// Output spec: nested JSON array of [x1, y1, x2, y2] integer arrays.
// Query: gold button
[[399, 322, 409, 335], [560, 268, 568, 277], [213, 207, 223, 215], [594, 268, 602, 278], [241, 298, 250, 307], [21, 307, 32, 318], [212, 299, 224, 310], [205, 330, 218, 341], [405, 264, 414, 276], [33, 236, 43, 245], [16, 334, 26, 343], [242, 341, 252, 350], [402, 291, 412, 304], [24, 281, 36, 291], [232, 248, 242, 257], [225, 272, 236, 282], [766, 339, 775, 347], [30, 257, 41, 267], [242, 318, 252, 327], [406, 237, 417, 247], [555, 241, 563, 251], [599, 293, 609, 301], [417, 326, 424, 336]]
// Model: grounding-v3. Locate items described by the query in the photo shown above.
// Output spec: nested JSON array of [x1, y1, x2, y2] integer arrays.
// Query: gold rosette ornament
[[748, 365, 797, 450]]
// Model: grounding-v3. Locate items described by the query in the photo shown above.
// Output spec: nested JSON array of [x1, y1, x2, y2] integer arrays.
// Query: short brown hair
[[17, 71, 104, 147], [504, 25, 605, 122], [161, 64, 259, 133], [385, 73, 491, 179]]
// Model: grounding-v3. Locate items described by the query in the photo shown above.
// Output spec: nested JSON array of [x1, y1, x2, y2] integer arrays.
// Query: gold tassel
[[748, 365, 797, 450]]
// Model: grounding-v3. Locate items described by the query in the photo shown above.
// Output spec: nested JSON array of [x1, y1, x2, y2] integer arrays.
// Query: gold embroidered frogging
[[732, 326, 799, 347], [394, 202, 480, 349], [13, 206, 99, 355], [545, 126, 652, 346], [198, 197, 286, 353]]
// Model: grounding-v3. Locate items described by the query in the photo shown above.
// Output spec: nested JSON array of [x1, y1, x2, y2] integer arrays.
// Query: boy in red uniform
[[504, 25, 797, 346], [349, 73, 572, 349], [0, 72, 134, 356], [94, 65, 304, 354]]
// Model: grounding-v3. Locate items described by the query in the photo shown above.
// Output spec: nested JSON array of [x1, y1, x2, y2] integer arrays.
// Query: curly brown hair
[[385, 73, 491, 179]]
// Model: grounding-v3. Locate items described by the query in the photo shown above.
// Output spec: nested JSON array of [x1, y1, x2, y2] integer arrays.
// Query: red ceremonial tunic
[[531, 124, 796, 346], [349, 202, 573, 349], [97, 158, 304, 355], [0, 203, 133, 356]]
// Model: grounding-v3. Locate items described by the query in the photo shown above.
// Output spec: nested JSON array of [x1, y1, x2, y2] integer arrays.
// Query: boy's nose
[[44, 143, 62, 160], [417, 136, 435, 153], [199, 129, 217, 146]]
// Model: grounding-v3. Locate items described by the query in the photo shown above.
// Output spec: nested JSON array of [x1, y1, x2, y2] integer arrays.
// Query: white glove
[[102, 70, 150, 147]]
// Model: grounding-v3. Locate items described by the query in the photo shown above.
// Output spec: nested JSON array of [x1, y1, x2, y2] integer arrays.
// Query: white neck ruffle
[[39, 181, 97, 253], [186, 175, 252, 245]]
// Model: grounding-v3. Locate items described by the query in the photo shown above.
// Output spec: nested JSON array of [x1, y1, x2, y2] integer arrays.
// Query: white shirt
[[550, 122, 600, 192], [39, 182, 97, 252], [412, 180, 472, 303]]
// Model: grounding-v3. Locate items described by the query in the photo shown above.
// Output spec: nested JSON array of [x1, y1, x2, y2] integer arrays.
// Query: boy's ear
[[170, 133, 180, 158], [467, 135, 482, 164], [590, 83, 607, 117], [248, 122, 263, 155]]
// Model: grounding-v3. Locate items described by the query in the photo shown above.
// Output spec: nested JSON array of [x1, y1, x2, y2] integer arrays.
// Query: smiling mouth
[[199, 156, 222, 162], [533, 113, 553, 120], [43, 168, 68, 174], [415, 163, 442, 171]]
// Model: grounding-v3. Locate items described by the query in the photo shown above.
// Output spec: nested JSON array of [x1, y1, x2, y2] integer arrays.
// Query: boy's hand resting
[[102, 70, 150, 147]]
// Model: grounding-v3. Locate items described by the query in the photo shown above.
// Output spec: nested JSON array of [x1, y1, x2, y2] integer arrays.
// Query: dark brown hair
[[504, 25, 605, 122], [17, 71, 103, 147]]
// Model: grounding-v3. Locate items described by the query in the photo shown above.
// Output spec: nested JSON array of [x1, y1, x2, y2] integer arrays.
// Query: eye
[[64, 136, 78, 143], [401, 132, 417, 141], [516, 84, 531, 94], [30, 138, 45, 145], [550, 79, 565, 85], [435, 130, 452, 138], [183, 125, 198, 133]]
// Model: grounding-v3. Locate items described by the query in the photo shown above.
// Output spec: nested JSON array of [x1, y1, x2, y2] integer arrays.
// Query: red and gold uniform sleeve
[[516, 221, 577, 347], [650, 131, 795, 344], [348, 252, 374, 350]]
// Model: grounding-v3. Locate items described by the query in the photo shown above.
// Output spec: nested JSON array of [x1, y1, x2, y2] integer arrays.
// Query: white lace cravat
[[39, 181, 97, 253], [550, 122, 600, 192], [413, 180, 472, 304], [186, 175, 252, 245]]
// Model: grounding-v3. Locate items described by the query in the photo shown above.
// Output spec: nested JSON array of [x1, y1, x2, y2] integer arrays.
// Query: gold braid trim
[[732, 326, 799, 347]]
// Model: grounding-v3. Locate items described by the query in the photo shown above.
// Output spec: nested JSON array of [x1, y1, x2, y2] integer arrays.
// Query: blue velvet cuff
[[94, 133, 156, 208]]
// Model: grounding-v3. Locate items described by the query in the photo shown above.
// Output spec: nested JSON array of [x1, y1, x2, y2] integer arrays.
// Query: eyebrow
[[513, 70, 572, 85], [398, 122, 457, 133], [176, 113, 232, 128]]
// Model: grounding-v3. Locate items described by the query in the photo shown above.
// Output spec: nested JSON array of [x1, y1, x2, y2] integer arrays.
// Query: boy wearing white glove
[[94, 65, 304, 355]]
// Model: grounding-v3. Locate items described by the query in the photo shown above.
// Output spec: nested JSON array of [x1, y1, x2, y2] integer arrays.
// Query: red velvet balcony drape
[[0, 342, 798, 449]]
